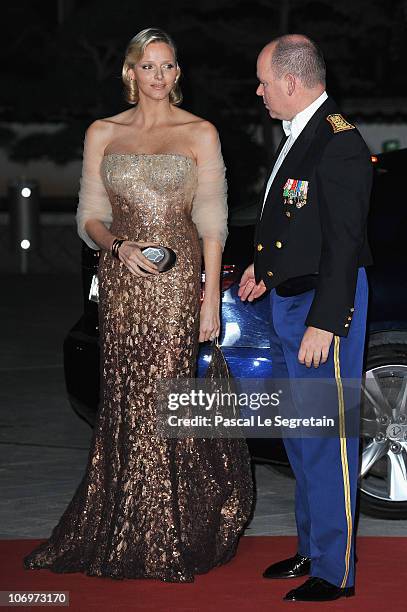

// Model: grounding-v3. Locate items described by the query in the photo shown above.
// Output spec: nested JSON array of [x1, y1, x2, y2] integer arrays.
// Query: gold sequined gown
[[23, 153, 254, 582]]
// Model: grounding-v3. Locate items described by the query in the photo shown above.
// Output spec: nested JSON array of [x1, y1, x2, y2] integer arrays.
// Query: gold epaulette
[[326, 114, 355, 133]]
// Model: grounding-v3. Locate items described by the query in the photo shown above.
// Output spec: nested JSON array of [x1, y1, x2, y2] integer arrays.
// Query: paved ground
[[0, 274, 406, 539]]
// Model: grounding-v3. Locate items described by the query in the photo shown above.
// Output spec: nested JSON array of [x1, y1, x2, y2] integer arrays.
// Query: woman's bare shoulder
[[193, 119, 219, 142], [99, 108, 134, 125], [174, 109, 219, 152], [86, 109, 134, 138], [174, 108, 216, 131]]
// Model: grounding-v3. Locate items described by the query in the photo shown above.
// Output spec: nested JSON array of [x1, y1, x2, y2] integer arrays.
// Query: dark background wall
[[1, 0, 406, 212]]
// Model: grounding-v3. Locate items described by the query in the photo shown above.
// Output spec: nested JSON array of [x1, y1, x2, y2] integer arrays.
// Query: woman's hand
[[199, 297, 220, 343], [118, 241, 160, 277]]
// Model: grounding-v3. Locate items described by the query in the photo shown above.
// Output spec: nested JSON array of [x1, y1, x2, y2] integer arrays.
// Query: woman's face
[[130, 42, 179, 102]]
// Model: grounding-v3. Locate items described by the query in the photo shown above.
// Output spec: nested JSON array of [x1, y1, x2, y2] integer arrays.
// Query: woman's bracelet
[[111, 238, 125, 259]]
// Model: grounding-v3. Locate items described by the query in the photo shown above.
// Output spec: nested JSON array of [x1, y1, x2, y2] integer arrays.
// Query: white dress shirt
[[260, 90, 328, 217]]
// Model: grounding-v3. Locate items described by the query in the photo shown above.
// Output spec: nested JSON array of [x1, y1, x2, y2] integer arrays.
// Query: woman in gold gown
[[23, 27, 253, 582]]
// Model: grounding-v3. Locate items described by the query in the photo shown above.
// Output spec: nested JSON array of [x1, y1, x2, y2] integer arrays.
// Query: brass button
[[347, 316, 352, 321], [275, 240, 283, 249], [344, 323, 349, 328], [267, 271, 273, 277], [285, 211, 291, 218], [350, 307, 354, 312], [257, 243, 263, 251]]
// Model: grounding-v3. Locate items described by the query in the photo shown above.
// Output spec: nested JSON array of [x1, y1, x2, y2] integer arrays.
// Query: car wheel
[[360, 341, 407, 519]]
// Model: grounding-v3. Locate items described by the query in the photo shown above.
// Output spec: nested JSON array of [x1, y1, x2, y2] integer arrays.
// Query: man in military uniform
[[239, 34, 372, 602]]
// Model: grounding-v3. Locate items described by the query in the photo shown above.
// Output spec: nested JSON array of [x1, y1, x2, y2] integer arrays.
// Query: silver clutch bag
[[89, 274, 99, 303]]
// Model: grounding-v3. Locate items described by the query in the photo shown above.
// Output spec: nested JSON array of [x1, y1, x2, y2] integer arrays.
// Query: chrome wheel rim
[[360, 364, 407, 503]]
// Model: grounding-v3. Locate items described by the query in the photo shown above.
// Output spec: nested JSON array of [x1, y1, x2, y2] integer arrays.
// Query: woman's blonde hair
[[122, 27, 182, 106]]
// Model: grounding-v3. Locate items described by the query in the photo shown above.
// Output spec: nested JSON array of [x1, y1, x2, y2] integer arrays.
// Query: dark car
[[64, 148, 407, 519]]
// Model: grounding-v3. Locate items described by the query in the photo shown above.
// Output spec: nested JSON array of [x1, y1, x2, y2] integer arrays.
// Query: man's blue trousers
[[268, 268, 368, 588]]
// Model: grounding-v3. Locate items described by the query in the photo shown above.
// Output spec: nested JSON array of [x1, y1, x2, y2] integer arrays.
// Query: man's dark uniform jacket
[[253, 96, 373, 337]]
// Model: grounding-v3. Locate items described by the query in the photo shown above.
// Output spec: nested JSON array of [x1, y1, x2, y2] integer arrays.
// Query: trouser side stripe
[[333, 335, 352, 589]]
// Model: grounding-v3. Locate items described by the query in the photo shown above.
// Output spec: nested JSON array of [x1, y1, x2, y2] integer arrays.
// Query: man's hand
[[298, 326, 334, 368], [238, 264, 267, 302]]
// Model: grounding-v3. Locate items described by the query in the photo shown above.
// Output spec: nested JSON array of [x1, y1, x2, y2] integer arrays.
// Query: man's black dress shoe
[[283, 577, 355, 601], [263, 553, 311, 579]]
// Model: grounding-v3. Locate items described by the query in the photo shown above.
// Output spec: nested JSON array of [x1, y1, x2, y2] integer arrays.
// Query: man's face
[[256, 47, 292, 120]]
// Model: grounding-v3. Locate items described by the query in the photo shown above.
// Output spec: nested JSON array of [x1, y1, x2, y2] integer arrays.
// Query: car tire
[[359, 338, 407, 519]]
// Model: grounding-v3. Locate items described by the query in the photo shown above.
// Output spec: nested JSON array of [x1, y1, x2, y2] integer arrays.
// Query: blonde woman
[[23, 28, 253, 582]]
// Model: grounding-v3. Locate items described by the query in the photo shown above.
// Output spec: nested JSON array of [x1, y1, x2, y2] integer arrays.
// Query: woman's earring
[[129, 76, 137, 101]]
